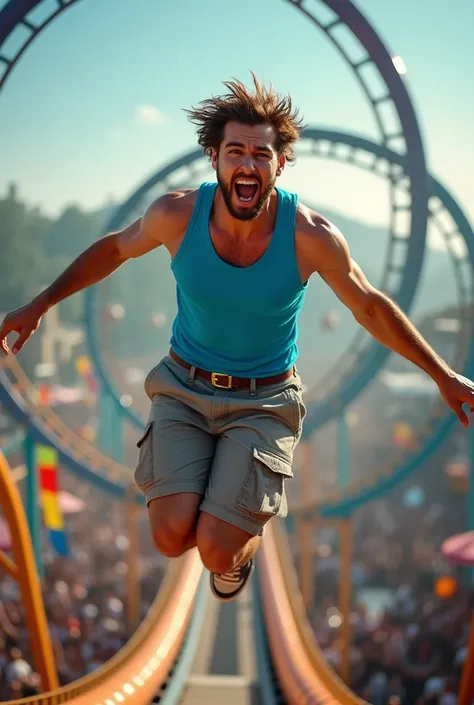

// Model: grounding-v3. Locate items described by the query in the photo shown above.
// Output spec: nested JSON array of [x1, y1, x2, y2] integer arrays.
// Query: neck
[[212, 187, 278, 239]]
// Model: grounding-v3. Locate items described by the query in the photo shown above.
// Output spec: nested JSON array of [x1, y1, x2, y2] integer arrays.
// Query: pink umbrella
[[441, 531, 474, 566], [441, 531, 474, 705]]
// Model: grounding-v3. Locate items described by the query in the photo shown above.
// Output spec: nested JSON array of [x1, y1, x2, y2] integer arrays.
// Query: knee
[[196, 516, 245, 574], [198, 542, 236, 574], [152, 528, 188, 559], [148, 496, 198, 559]]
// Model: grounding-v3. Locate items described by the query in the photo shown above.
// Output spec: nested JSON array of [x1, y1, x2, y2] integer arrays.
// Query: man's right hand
[[0, 298, 47, 355], [0, 191, 187, 357]]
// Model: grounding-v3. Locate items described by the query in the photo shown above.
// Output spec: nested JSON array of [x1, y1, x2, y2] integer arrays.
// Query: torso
[[208, 190, 278, 268], [159, 186, 321, 282], [209, 224, 274, 268]]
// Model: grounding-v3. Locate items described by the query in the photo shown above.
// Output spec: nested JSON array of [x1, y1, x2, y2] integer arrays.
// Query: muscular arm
[[0, 192, 182, 354], [305, 212, 474, 424], [297, 201, 474, 422], [296, 206, 455, 388], [313, 223, 452, 383], [35, 200, 165, 313]]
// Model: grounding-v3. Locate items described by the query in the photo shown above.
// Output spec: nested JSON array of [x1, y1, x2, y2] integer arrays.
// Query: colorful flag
[[36, 445, 69, 557]]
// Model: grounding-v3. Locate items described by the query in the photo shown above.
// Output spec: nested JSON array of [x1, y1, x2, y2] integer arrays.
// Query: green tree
[[42, 204, 99, 259], [39, 204, 115, 324], [0, 184, 52, 309]]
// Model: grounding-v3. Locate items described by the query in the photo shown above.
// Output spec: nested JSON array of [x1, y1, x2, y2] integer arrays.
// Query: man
[[1, 75, 474, 602]]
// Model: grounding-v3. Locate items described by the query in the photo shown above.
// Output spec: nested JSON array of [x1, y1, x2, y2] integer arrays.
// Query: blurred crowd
[[0, 482, 164, 701], [3, 487, 469, 704], [311, 487, 471, 705], [0, 417, 472, 703], [317, 577, 469, 705]]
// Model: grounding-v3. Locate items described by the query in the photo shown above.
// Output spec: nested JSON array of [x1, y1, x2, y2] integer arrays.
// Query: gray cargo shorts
[[134, 353, 306, 536]]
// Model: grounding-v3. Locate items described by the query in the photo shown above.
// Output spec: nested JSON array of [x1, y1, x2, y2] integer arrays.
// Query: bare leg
[[196, 512, 260, 574], [231, 534, 261, 570], [196, 513, 261, 602], [148, 492, 202, 558]]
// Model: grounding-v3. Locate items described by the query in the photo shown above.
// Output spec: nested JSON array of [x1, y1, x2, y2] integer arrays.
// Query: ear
[[276, 154, 286, 177], [211, 148, 218, 172]]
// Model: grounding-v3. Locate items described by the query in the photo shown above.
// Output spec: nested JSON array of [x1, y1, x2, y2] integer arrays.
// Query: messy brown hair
[[185, 73, 305, 163]]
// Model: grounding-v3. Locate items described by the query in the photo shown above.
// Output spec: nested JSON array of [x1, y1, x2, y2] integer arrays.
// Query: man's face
[[211, 121, 285, 221]]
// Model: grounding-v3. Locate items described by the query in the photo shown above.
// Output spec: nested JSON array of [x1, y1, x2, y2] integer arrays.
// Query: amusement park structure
[[1, 0, 473, 703]]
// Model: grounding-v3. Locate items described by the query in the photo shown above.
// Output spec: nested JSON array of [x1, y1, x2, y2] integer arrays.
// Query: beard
[[216, 164, 275, 221]]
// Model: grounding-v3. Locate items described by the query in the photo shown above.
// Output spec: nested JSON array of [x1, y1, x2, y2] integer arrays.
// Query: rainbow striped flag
[[36, 445, 69, 557]]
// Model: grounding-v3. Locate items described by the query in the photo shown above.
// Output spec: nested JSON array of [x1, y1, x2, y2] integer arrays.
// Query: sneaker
[[209, 558, 254, 602]]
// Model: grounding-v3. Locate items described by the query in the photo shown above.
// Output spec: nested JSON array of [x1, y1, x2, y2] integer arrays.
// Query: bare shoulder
[[295, 201, 349, 276], [143, 188, 198, 244], [146, 188, 197, 222]]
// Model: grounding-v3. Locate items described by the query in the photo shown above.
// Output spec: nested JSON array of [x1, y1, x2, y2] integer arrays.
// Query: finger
[[0, 323, 13, 354], [11, 329, 32, 355], [454, 403, 469, 427]]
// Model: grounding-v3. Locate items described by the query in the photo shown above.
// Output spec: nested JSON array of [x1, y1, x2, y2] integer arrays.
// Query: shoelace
[[216, 567, 242, 583]]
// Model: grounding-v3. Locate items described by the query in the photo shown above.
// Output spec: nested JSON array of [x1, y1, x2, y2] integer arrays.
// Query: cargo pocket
[[134, 422, 154, 492], [236, 446, 293, 519]]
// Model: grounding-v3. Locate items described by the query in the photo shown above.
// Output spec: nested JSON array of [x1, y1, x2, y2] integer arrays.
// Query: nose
[[240, 154, 257, 173]]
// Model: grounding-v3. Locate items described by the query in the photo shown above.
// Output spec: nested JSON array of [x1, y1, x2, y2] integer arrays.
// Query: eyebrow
[[224, 141, 273, 153]]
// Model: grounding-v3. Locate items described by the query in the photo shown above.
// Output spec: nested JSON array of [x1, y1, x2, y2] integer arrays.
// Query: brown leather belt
[[169, 349, 295, 390]]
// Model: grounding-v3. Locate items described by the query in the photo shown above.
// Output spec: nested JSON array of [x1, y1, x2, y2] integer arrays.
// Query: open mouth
[[234, 179, 260, 204]]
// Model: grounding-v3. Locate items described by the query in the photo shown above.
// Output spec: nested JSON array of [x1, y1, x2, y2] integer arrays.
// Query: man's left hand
[[438, 372, 474, 427]]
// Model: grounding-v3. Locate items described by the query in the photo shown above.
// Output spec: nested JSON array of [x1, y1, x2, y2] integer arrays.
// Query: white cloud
[[136, 104, 167, 126]]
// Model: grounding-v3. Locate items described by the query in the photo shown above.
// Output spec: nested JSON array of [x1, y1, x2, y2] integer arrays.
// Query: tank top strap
[[198, 181, 219, 212], [266, 187, 299, 268], [171, 182, 217, 269]]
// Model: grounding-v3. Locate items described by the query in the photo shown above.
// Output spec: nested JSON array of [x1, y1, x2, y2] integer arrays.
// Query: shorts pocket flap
[[252, 447, 293, 477], [136, 422, 153, 448]]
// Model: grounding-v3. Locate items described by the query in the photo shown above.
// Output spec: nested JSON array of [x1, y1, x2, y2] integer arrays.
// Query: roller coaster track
[[0, 440, 372, 705], [0, 423, 277, 705], [1, 438, 370, 705], [0, 343, 367, 702], [0, 1, 464, 702], [0, 354, 137, 498], [0, 360, 369, 704], [0, 0, 429, 434]]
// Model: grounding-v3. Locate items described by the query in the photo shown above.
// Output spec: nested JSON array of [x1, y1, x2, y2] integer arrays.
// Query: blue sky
[[1, 0, 473, 230]]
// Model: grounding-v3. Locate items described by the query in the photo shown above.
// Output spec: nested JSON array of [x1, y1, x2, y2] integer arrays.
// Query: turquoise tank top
[[169, 182, 306, 377]]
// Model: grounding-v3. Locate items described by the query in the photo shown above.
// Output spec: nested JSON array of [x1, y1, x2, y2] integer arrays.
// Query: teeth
[[236, 179, 258, 186]]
